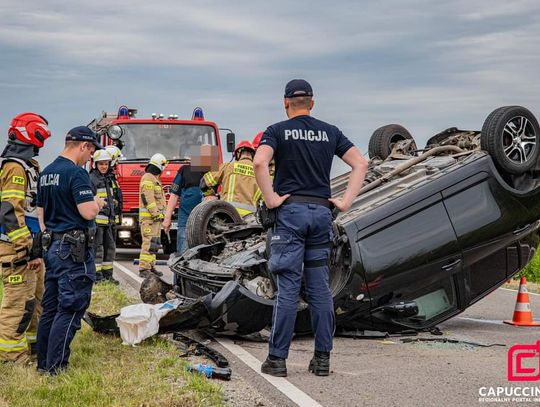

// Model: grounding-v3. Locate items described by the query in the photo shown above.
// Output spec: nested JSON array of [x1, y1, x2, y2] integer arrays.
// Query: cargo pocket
[[268, 232, 294, 275], [59, 271, 93, 312]]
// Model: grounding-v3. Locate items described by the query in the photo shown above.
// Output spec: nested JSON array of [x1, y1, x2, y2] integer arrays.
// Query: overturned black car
[[142, 105, 540, 335]]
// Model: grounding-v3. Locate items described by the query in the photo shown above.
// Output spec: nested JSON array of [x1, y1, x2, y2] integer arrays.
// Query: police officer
[[254, 79, 368, 377], [89, 149, 117, 283], [200, 140, 262, 216], [0, 113, 50, 364], [36, 126, 105, 375], [138, 153, 167, 278]]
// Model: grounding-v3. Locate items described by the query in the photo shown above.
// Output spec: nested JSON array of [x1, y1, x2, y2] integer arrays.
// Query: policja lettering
[[39, 173, 59, 187], [284, 129, 329, 142]]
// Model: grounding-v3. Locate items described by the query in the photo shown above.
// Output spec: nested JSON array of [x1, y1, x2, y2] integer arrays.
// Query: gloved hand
[[154, 213, 165, 221]]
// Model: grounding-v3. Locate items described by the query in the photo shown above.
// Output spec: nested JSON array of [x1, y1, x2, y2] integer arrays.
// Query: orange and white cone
[[504, 277, 540, 326]]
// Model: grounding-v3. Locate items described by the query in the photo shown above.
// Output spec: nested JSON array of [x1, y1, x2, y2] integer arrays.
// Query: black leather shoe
[[261, 356, 287, 377], [308, 351, 330, 376]]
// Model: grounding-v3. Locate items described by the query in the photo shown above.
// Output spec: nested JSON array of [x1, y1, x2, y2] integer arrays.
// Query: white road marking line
[[114, 261, 143, 284], [457, 317, 506, 325], [499, 287, 540, 297], [215, 337, 323, 407]]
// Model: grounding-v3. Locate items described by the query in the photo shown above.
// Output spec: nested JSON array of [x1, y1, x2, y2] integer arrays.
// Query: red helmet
[[252, 131, 264, 149], [8, 112, 51, 148], [234, 140, 255, 159]]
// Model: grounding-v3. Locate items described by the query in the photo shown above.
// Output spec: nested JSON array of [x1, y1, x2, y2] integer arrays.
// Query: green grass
[[520, 248, 540, 284], [0, 281, 224, 407]]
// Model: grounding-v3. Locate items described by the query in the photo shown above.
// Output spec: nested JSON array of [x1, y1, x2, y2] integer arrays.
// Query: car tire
[[481, 106, 540, 175], [186, 200, 243, 248], [368, 124, 416, 160]]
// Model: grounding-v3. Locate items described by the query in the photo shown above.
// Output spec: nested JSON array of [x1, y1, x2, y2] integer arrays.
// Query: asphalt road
[[113, 249, 540, 407]]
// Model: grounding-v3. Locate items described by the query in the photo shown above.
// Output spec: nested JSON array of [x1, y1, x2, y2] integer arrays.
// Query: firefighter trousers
[[0, 244, 37, 363], [26, 263, 44, 356], [139, 219, 161, 271], [267, 203, 334, 360], [36, 240, 95, 374], [95, 225, 116, 280]]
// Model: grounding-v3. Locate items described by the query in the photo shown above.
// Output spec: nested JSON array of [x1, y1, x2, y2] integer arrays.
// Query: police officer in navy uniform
[[36, 126, 105, 375], [254, 79, 368, 377]]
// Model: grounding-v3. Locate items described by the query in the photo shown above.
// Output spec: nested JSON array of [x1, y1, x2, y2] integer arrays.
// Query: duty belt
[[285, 195, 333, 209], [52, 230, 84, 240]]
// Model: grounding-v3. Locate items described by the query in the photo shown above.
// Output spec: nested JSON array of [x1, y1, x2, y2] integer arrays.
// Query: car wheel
[[481, 106, 540, 174], [186, 200, 243, 248], [368, 124, 416, 160]]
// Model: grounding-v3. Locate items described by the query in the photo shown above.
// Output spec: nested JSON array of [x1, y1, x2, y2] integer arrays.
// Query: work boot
[[150, 267, 163, 277], [261, 355, 287, 377], [106, 276, 120, 285], [309, 351, 330, 376], [139, 269, 151, 279]]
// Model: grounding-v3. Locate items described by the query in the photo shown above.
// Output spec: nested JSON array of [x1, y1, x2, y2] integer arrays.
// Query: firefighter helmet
[[93, 149, 112, 164], [149, 153, 168, 171], [234, 140, 255, 160], [252, 132, 264, 149], [8, 112, 51, 148], [105, 145, 123, 166]]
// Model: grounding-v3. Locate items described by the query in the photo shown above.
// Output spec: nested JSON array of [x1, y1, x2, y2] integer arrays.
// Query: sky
[[1, 0, 539, 175]]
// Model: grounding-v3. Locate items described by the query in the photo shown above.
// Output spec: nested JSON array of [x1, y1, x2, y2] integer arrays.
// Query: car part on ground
[[141, 105, 540, 337]]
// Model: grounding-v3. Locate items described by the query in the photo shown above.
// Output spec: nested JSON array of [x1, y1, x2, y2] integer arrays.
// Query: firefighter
[[0, 113, 50, 364], [138, 153, 167, 278], [105, 145, 123, 228], [89, 149, 118, 284], [200, 140, 262, 216]]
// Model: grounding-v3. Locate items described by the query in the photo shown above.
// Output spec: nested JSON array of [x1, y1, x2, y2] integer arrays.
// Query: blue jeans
[[268, 202, 334, 359], [36, 240, 95, 374], [176, 226, 187, 254]]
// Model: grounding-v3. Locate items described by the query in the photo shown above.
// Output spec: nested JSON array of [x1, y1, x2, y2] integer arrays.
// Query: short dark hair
[[64, 140, 84, 149], [289, 96, 312, 109]]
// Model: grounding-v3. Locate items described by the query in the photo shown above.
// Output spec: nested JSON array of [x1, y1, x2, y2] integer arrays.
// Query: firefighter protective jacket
[[202, 157, 262, 215], [89, 169, 115, 226], [0, 158, 39, 257], [139, 172, 165, 220], [107, 171, 123, 224]]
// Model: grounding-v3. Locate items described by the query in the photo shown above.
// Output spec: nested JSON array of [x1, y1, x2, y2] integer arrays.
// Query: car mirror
[[226, 132, 235, 153]]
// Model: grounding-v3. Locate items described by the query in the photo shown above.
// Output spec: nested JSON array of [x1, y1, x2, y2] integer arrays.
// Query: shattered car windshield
[[118, 123, 217, 161]]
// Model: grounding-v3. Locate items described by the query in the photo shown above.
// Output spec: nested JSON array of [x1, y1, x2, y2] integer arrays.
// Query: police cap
[[65, 126, 104, 149], [284, 79, 313, 98]]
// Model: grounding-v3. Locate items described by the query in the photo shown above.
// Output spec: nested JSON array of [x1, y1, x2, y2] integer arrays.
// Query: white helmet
[[105, 145, 123, 166], [93, 149, 112, 164], [149, 153, 168, 172]]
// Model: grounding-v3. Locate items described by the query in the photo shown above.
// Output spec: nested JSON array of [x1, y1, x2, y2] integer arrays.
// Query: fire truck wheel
[[186, 200, 243, 248]]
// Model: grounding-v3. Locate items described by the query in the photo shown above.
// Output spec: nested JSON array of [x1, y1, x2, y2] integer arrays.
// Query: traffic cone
[[504, 277, 540, 326]]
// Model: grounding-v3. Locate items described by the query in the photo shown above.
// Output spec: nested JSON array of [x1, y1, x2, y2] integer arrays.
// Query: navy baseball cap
[[284, 79, 313, 98], [65, 126, 104, 149]]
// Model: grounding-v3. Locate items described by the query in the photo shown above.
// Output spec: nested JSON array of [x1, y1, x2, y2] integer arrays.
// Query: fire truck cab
[[88, 106, 235, 253]]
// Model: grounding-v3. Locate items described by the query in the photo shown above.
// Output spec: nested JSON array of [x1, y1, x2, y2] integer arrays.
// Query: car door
[[442, 171, 530, 305], [357, 193, 461, 331]]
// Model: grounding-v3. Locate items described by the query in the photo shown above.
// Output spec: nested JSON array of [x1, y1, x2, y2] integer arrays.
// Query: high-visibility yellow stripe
[[0, 337, 27, 352], [236, 207, 253, 217], [227, 174, 236, 202], [7, 226, 31, 241], [26, 332, 37, 344], [252, 189, 263, 206], [147, 202, 157, 209], [204, 172, 217, 186], [1, 190, 25, 200], [141, 181, 154, 190], [96, 192, 108, 198], [139, 253, 155, 263], [95, 265, 103, 272], [96, 218, 109, 224]]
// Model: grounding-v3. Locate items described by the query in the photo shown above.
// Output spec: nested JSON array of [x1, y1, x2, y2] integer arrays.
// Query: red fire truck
[[88, 106, 235, 253]]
